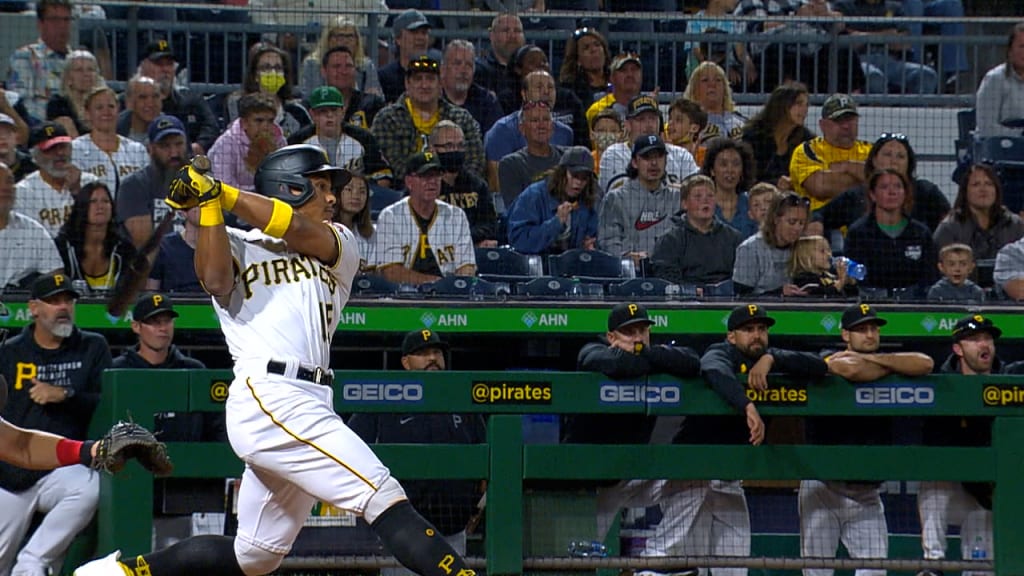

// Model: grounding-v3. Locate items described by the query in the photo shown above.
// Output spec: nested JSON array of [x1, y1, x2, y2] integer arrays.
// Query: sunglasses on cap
[[780, 194, 811, 208], [408, 58, 439, 72], [878, 132, 908, 142], [573, 27, 596, 40]]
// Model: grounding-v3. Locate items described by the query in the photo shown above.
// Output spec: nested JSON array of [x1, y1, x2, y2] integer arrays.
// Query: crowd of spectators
[[2, 0, 1024, 304]]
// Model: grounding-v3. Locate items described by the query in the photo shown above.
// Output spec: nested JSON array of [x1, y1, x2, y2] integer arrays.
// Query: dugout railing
[[90, 369, 1024, 576]]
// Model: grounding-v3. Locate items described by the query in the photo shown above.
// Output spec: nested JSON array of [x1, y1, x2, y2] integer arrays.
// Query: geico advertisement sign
[[342, 383, 424, 402], [599, 383, 681, 404], [855, 384, 934, 406]]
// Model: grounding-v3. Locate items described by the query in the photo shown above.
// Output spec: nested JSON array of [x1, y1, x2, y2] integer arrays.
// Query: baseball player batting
[[74, 145, 477, 576]]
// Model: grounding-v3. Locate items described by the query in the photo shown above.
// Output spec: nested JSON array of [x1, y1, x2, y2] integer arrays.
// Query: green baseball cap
[[310, 86, 345, 110]]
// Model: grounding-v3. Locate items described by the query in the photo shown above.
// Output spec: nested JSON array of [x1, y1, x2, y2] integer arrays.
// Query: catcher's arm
[[0, 418, 97, 470]]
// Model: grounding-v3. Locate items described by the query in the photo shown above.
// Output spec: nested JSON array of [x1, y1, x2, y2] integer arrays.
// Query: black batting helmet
[[253, 144, 351, 207]]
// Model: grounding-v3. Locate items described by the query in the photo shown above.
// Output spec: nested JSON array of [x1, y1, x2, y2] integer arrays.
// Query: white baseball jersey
[[354, 228, 376, 271], [15, 170, 100, 237], [0, 211, 64, 288], [71, 134, 148, 197], [215, 223, 360, 369], [303, 133, 365, 174], [373, 198, 475, 273], [598, 141, 699, 196]]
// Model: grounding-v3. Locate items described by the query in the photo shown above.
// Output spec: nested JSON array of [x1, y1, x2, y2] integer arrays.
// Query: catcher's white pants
[[799, 480, 887, 576], [918, 481, 992, 574], [0, 466, 99, 576]]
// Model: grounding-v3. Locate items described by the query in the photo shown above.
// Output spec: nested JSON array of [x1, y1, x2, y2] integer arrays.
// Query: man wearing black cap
[[111, 292, 204, 369], [375, 152, 476, 285], [598, 94, 698, 195], [16, 121, 98, 237], [378, 9, 434, 103], [0, 272, 111, 576], [789, 93, 871, 212], [800, 304, 933, 576], [656, 305, 825, 574], [349, 329, 485, 576], [564, 302, 701, 547], [136, 38, 220, 155], [599, 134, 680, 264], [507, 146, 600, 255], [371, 55, 485, 182], [918, 315, 1024, 572], [117, 114, 189, 248]]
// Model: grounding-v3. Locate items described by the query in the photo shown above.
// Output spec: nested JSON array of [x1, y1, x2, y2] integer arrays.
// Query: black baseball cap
[[402, 329, 449, 355], [608, 302, 655, 332], [952, 314, 1002, 341], [632, 134, 666, 158], [28, 121, 71, 151], [727, 304, 775, 331], [841, 303, 888, 330], [626, 95, 660, 119], [147, 114, 186, 143], [406, 151, 443, 176], [142, 38, 175, 62], [30, 272, 81, 300], [133, 292, 180, 322]]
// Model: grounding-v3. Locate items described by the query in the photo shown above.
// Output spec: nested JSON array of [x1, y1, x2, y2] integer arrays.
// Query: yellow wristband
[[264, 199, 293, 238], [220, 183, 240, 211], [198, 201, 224, 227]]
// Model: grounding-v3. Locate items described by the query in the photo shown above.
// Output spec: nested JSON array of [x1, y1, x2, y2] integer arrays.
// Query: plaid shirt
[[7, 40, 68, 121], [370, 95, 484, 182]]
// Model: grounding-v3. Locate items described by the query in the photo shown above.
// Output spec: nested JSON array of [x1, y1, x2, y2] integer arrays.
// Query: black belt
[[267, 360, 333, 386]]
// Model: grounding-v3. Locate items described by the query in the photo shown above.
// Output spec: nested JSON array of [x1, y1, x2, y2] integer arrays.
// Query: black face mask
[[437, 150, 466, 173]]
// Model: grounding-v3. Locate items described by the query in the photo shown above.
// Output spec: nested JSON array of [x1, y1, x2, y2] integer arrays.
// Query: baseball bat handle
[[191, 155, 211, 175]]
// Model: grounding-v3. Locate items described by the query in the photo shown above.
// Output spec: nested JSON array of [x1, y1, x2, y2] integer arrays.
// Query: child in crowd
[[747, 182, 782, 233], [928, 243, 986, 301], [788, 235, 858, 296], [666, 97, 708, 166], [590, 108, 625, 174]]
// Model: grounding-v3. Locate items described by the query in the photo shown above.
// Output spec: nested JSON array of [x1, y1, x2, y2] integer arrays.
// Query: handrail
[[91, 369, 1024, 575]]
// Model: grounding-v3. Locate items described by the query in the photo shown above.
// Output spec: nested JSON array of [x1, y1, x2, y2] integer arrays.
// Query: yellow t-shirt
[[789, 137, 872, 211]]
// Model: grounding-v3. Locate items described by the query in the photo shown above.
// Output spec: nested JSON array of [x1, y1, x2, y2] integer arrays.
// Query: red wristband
[[56, 438, 83, 467]]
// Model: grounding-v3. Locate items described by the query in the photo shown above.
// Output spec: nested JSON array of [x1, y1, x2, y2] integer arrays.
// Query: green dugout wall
[[91, 369, 1024, 575]]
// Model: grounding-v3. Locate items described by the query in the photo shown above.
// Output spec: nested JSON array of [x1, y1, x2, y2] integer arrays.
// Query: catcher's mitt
[[91, 421, 174, 476]]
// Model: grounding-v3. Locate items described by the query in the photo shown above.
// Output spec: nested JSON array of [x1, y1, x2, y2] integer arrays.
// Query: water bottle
[[567, 540, 608, 558], [570, 278, 583, 299], [971, 535, 987, 560], [833, 256, 867, 282]]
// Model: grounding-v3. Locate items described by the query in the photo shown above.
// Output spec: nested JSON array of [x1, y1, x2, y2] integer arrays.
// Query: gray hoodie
[[597, 178, 679, 257]]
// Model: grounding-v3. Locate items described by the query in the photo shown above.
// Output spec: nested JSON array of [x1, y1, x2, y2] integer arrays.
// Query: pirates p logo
[[747, 304, 758, 316], [421, 329, 432, 341], [860, 304, 871, 315], [153, 294, 163, 308], [53, 274, 65, 286], [628, 304, 638, 317]]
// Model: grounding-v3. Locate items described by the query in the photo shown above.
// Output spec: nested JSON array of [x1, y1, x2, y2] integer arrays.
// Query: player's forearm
[[827, 356, 890, 382], [0, 422, 62, 470], [229, 191, 338, 263], [195, 223, 235, 296], [865, 352, 934, 376]]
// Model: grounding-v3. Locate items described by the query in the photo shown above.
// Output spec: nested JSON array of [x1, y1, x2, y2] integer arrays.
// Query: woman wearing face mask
[[589, 108, 623, 175], [227, 43, 312, 141], [732, 192, 811, 296]]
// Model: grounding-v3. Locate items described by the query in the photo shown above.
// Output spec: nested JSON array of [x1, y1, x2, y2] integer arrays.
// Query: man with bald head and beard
[[0, 272, 111, 576], [348, 329, 485, 576], [117, 115, 188, 248], [918, 315, 1024, 575]]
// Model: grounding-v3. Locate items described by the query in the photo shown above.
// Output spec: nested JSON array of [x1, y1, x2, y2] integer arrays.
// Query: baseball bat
[[106, 156, 211, 319]]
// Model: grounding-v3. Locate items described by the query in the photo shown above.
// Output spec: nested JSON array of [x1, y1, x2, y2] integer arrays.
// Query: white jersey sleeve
[[598, 143, 630, 195]]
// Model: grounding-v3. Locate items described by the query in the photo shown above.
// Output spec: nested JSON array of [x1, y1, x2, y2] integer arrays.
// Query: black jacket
[[163, 86, 221, 153], [845, 213, 938, 292], [682, 341, 827, 445], [651, 213, 741, 285], [111, 344, 205, 369], [347, 410, 485, 535], [813, 178, 950, 233], [439, 171, 498, 245], [564, 340, 700, 446], [0, 324, 111, 491]]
